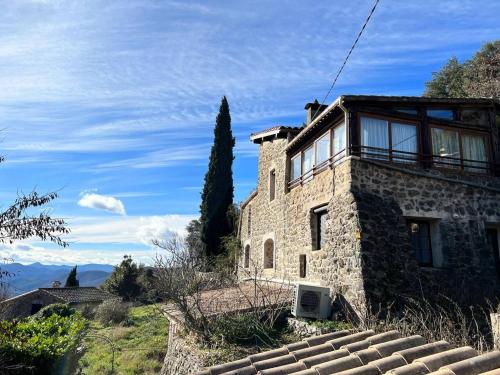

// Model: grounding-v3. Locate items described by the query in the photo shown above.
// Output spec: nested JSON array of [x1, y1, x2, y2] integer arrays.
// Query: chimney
[[305, 99, 328, 125], [52, 280, 61, 288]]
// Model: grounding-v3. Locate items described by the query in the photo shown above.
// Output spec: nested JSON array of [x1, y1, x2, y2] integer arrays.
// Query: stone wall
[[350, 157, 500, 304], [0, 290, 61, 319], [160, 321, 206, 375]]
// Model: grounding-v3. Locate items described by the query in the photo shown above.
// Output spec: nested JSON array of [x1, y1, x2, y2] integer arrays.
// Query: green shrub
[[310, 319, 353, 333], [0, 313, 86, 374], [95, 300, 129, 325], [33, 303, 76, 319]]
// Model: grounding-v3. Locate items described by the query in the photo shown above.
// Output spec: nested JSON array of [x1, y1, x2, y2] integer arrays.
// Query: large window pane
[[333, 122, 346, 163], [291, 154, 301, 181], [303, 146, 314, 181], [315, 133, 330, 166], [392, 122, 417, 163], [462, 134, 487, 173], [360, 117, 389, 159], [431, 128, 460, 168]]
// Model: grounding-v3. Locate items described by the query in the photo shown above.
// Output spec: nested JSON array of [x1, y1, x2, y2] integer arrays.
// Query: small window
[[395, 108, 418, 115], [313, 206, 328, 250], [269, 170, 276, 201], [299, 254, 307, 278], [407, 220, 433, 267], [427, 109, 454, 120], [431, 127, 460, 168], [247, 206, 251, 236], [264, 239, 274, 269], [291, 154, 301, 181], [244, 245, 250, 268], [302, 146, 314, 182], [315, 132, 330, 167]]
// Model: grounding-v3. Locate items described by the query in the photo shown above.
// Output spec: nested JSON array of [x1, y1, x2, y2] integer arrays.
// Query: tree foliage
[[0, 310, 86, 374], [200, 96, 235, 258], [424, 40, 500, 98], [102, 255, 144, 301], [64, 266, 79, 287]]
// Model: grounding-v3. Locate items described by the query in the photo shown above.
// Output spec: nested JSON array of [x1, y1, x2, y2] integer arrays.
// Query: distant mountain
[[1, 263, 113, 296]]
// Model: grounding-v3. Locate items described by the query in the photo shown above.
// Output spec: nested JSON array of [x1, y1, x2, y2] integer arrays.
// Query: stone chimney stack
[[52, 280, 61, 288], [305, 99, 328, 125]]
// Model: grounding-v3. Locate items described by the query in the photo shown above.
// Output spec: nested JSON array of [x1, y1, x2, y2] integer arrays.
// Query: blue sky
[[1, 0, 499, 265]]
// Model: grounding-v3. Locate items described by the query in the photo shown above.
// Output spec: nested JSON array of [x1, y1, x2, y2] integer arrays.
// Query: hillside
[[2, 263, 113, 296]]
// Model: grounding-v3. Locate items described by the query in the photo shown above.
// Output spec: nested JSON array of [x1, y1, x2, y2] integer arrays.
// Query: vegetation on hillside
[[78, 305, 168, 375], [424, 40, 499, 98], [200, 96, 235, 258], [102, 255, 159, 303], [0, 304, 86, 374]]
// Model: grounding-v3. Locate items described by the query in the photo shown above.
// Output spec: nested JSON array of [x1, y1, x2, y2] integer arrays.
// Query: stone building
[[237, 95, 500, 309], [0, 286, 120, 319]]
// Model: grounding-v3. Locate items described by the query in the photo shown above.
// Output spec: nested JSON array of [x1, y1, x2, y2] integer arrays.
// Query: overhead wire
[[311, 0, 381, 120]]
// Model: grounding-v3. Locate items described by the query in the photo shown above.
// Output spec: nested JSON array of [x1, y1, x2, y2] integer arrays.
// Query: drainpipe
[[337, 96, 350, 157]]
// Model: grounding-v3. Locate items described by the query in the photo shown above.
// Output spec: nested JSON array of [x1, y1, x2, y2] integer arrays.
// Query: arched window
[[244, 245, 250, 268], [264, 239, 274, 269]]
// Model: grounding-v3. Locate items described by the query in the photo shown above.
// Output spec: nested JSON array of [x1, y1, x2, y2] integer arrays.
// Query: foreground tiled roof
[[196, 329, 500, 375], [39, 287, 119, 304]]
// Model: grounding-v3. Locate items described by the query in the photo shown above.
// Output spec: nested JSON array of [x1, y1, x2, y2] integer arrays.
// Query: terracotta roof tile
[[196, 329, 500, 375], [39, 287, 119, 304]]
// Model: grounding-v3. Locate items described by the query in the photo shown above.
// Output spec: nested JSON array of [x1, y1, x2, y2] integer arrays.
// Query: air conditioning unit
[[292, 284, 331, 320]]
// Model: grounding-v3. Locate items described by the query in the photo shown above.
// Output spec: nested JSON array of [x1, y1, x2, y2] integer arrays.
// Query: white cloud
[[78, 193, 126, 215], [67, 214, 195, 245]]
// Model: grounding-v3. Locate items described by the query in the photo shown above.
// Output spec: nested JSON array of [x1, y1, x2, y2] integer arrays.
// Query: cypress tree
[[200, 96, 235, 257], [64, 266, 79, 287]]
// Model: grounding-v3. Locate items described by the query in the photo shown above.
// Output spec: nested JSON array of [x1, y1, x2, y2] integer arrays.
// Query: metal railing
[[288, 145, 499, 189]]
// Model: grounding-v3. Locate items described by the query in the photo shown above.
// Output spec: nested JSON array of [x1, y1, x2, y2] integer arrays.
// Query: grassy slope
[[78, 305, 169, 375]]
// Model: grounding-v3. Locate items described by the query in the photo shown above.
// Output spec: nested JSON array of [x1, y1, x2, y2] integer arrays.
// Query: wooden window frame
[[429, 124, 492, 174], [313, 205, 328, 251], [357, 113, 421, 163], [407, 219, 433, 267]]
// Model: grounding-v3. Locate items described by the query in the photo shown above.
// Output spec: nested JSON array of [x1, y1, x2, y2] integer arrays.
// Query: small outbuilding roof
[[38, 287, 119, 304], [196, 329, 500, 375], [2, 286, 119, 305]]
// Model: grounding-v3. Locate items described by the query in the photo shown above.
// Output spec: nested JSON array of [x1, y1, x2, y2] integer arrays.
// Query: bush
[[0, 312, 86, 374], [95, 300, 129, 325], [33, 303, 76, 319]]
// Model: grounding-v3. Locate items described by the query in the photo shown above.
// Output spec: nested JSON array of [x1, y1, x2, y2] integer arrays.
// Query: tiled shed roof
[[196, 329, 500, 375], [39, 287, 119, 304]]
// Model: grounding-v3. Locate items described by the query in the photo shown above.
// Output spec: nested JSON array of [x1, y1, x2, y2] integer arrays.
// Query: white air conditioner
[[292, 284, 331, 320]]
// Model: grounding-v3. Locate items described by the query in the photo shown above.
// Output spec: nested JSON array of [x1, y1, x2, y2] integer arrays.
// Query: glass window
[[244, 245, 250, 268], [302, 146, 314, 181], [313, 206, 328, 250], [431, 128, 460, 167], [427, 109, 454, 120], [315, 133, 330, 166], [291, 154, 301, 181], [462, 134, 487, 173], [269, 170, 276, 201], [333, 122, 346, 162], [392, 122, 417, 163], [395, 108, 418, 115], [360, 116, 389, 159], [264, 239, 274, 269], [407, 220, 433, 267]]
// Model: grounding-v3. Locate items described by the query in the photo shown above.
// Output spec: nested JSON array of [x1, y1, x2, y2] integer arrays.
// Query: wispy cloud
[[78, 193, 126, 215]]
